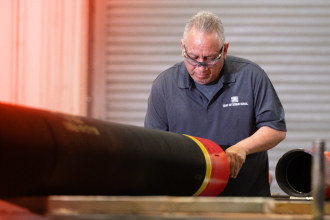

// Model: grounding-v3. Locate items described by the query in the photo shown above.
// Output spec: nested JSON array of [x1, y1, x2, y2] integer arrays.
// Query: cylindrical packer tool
[[0, 103, 230, 197]]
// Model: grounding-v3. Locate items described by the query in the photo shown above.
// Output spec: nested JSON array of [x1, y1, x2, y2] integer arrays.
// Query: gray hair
[[182, 11, 225, 49]]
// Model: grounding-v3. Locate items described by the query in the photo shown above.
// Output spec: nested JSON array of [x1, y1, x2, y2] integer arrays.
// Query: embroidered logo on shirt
[[231, 96, 238, 103], [223, 96, 248, 108]]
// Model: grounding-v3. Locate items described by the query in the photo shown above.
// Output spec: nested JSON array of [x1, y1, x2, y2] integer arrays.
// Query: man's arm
[[225, 126, 286, 178]]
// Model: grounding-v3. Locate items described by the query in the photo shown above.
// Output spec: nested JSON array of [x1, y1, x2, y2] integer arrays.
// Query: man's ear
[[180, 39, 185, 58], [222, 42, 229, 60]]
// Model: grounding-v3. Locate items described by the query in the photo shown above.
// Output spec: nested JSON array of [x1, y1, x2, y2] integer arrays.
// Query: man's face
[[181, 27, 228, 85]]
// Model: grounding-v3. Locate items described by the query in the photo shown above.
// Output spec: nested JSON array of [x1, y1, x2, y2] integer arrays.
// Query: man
[[144, 11, 286, 196]]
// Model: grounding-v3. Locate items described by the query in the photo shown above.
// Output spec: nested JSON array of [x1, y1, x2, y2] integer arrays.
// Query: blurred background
[[0, 0, 329, 195]]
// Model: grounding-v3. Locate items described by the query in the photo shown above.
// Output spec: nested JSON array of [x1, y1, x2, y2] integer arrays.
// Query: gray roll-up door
[[90, 0, 330, 195]]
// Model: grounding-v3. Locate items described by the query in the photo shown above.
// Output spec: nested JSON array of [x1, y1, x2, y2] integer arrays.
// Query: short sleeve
[[254, 71, 287, 131]]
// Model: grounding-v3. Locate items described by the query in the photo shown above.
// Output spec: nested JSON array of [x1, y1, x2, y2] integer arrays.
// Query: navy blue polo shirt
[[144, 55, 286, 196]]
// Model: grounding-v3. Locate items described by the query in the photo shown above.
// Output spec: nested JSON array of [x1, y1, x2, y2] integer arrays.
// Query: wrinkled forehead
[[185, 27, 221, 49]]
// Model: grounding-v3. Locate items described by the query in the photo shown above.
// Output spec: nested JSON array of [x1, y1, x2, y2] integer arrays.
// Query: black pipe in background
[[276, 149, 312, 197]]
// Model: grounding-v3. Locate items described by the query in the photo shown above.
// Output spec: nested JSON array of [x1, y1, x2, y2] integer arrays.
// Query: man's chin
[[191, 74, 211, 84], [195, 79, 210, 84]]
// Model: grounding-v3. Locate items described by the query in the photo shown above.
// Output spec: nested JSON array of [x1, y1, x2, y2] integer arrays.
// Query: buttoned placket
[[207, 82, 224, 120], [192, 82, 225, 120]]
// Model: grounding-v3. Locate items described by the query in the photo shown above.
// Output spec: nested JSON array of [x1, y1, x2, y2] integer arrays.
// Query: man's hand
[[225, 144, 247, 178], [223, 127, 286, 178]]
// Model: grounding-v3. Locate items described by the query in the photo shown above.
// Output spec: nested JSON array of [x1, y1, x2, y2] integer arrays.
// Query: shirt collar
[[177, 62, 193, 89], [220, 57, 236, 84], [177, 58, 236, 89]]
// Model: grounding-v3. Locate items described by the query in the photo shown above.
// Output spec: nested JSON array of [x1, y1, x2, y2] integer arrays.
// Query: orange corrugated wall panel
[[0, 0, 89, 116]]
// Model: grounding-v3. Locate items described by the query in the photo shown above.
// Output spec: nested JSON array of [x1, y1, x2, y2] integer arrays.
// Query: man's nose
[[197, 63, 209, 70]]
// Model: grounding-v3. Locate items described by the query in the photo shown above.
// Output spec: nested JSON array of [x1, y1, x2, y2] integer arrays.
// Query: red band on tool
[[192, 136, 230, 196]]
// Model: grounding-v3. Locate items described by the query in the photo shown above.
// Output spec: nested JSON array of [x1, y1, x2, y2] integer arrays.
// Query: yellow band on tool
[[184, 135, 211, 196]]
